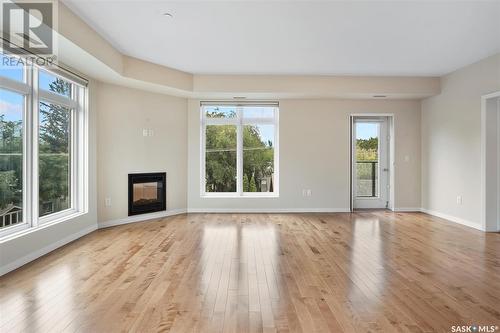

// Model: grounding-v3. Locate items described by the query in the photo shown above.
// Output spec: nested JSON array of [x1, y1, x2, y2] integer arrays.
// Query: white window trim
[[0, 56, 88, 239], [200, 103, 279, 198]]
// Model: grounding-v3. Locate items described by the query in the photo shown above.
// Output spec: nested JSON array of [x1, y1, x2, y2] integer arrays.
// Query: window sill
[[39, 208, 82, 225], [201, 193, 279, 199], [0, 210, 86, 243]]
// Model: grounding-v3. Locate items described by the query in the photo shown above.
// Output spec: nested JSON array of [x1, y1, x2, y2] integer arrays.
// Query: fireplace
[[128, 172, 166, 216]]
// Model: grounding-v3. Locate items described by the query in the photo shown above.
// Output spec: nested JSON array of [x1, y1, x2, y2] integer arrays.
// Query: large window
[[201, 103, 278, 196], [0, 53, 88, 236]]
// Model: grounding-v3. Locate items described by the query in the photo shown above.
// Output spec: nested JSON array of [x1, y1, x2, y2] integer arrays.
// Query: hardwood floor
[[1, 212, 499, 333]]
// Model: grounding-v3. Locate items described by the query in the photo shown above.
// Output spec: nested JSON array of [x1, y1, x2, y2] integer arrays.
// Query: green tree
[[38, 78, 71, 214], [242, 126, 273, 192], [0, 115, 22, 151], [356, 137, 378, 161], [0, 171, 19, 209], [39, 79, 70, 153], [357, 137, 378, 150], [0, 114, 23, 210], [205, 123, 237, 192], [243, 174, 249, 192], [249, 175, 257, 192]]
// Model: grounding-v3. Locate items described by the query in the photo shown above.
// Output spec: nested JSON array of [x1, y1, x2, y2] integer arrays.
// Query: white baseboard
[[420, 208, 483, 231], [393, 207, 484, 231], [0, 224, 98, 276], [99, 208, 349, 229], [187, 208, 351, 213], [392, 207, 422, 212], [98, 209, 187, 229]]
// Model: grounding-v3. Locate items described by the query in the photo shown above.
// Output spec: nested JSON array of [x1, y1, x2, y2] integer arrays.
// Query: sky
[[356, 123, 378, 140], [1, 56, 68, 122], [252, 124, 274, 146], [1, 89, 23, 122]]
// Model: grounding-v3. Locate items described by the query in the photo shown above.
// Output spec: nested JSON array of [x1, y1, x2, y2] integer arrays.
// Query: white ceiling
[[63, 0, 500, 76]]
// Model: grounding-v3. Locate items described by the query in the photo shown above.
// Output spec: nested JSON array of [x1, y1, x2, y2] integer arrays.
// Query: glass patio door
[[352, 117, 389, 209]]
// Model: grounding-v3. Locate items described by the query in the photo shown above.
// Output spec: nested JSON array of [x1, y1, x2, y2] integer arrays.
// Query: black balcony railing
[[356, 161, 378, 197]]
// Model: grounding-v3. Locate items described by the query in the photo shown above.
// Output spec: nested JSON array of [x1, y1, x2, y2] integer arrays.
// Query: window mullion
[[31, 67, 40, 224], [38, 90, 76, 109], [22, 65, 32, 228], [204, 118, 239, 126], [74, 85, 86, 213], [70, 86, 77, 212], [0, 77, 30, 95], [241, 118, 275, 125]]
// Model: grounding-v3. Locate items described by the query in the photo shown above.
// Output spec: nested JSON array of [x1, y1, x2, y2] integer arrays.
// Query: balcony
[[356, 161, 378, 197]]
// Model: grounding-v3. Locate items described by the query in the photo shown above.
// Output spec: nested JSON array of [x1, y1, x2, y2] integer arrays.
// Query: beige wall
[[94, 83, 422, 217], [421, 54, 500, 227], [187, 98, 421, 211], [96, 82, 188, 223]]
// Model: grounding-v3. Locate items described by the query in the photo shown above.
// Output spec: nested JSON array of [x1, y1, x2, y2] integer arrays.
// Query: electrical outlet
[[302, 189, 307, 197], [456, 195, 463, 205], [148, 129, 154, 137], [142, 129, 148, 137], [105, 197, 112, 207], [307, 189, 312, 197]]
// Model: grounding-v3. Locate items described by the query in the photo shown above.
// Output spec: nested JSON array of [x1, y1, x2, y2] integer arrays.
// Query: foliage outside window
[[355, 122, 379, 197], [356, 136, 378, 161], [0, 89, 23, 228], [202, 104, 278, 196], [39, 100, 71, 217], [0, 53, 87, 236]]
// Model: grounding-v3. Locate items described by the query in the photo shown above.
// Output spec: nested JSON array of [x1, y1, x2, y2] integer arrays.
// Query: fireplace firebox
[[128, 172, 166, 216]]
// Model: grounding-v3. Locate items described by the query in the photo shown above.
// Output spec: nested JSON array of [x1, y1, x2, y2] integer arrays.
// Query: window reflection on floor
[[348, 215, 385, 307]]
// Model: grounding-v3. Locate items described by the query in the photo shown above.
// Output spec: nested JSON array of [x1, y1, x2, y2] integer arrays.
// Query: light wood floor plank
[[1, 212, 499, 332]]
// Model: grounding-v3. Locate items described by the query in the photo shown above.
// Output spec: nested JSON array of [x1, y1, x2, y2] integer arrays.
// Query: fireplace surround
[[128, 172, 166, 216]]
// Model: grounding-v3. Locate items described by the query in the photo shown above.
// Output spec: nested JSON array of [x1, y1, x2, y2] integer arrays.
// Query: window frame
[[0, 54, 88, 238], [200, 102, 279, 198]]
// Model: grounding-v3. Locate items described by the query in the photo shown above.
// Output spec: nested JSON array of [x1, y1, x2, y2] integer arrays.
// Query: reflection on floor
[[1, 211, 499, 332]]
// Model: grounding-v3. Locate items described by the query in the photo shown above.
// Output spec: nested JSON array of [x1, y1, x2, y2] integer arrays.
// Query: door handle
[[383, 168, 389, 172]]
